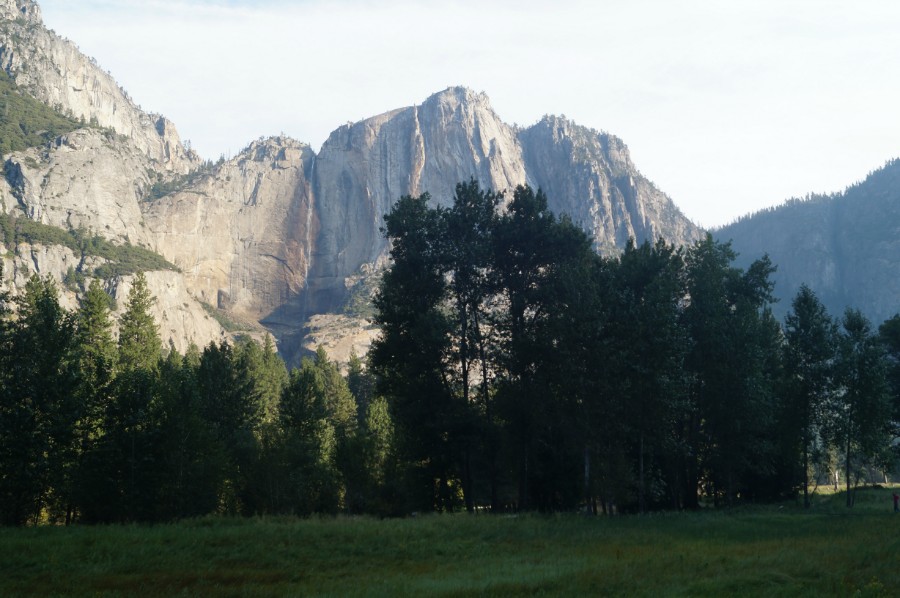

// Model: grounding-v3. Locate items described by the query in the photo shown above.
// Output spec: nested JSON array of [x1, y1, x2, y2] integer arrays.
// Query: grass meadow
[[2, 486, 899, 597]]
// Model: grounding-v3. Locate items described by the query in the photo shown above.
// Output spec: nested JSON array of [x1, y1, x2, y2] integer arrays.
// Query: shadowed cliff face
[[716, 159, 900, 325]]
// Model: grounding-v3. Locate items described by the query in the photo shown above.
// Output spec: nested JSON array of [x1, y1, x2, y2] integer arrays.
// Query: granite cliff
[[0, 0, 196, 172], [152, 87, 702, 361], [0, 0, 704, 363], [0, 0, 221, 351]]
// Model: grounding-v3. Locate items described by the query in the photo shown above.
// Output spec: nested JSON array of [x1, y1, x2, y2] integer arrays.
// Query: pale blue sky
[[37, 0, 900, 228]]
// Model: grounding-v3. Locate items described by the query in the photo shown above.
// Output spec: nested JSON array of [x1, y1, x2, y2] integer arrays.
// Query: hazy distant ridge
[[716, 159, 900, 324]]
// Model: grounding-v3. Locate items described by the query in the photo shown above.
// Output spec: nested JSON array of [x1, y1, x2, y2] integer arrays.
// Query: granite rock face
[[0, 0, 196, 172], [1, 128, 154, 244], [520, 115, 702, 254], [144, 137, 317, 327], [307, 88, 701, 319], [311, 88, 527, 296], [0, 241, 225, 352], [0, 1, 705, 363], [312, 88, 701, 277]]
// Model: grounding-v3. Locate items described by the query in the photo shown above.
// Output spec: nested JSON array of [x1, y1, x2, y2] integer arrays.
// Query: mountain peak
[[0, 1, 197, 172], [429, 85, 484, 101], [422, 86, 494, 113], [0, 0, 41, 24]]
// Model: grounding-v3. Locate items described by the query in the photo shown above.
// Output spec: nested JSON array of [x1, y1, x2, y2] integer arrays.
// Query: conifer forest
[[1, 181, 898, 526]]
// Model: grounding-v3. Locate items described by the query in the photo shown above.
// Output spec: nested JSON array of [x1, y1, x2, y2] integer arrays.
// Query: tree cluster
[[0, 270, 392, 525], [371, 181, 898, 514], [0, 70, 83, 157], [0, 180, 897, 525]]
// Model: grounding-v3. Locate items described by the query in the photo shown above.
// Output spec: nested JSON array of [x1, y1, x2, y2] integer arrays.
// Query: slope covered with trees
[[0, 70, 83, 158], [716, 159, 900, 324]]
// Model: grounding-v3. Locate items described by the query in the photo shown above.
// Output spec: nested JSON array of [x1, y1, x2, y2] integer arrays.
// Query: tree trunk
[[584, 444, 593, 514], [474, 309, 498, 513], [638, 432, 646, 514], [684, 412, 700, 510], [458, 299, 474, 514], [518, 446, 529, 512], [439, 474, 453, 513], [803, 437, 809, 509], [845, 432, 852, 508], [463, 445, 474, 514]]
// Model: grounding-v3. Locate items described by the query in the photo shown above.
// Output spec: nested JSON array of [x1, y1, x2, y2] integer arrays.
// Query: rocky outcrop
[[1, 128, 154, 244], [0, 0, 197, 172], [0, 240, 225, 352], [716, 159, 900, 325], [107, 271, 225, 354], [300, 314, 380, 371], [144, 137, 316, 325], [1, 240, 83, 310], [520, 116, 702, 254]]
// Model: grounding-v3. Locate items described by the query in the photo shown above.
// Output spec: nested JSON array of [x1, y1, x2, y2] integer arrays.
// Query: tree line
[[0, 180, 898, 525], [371, 180, 900, 514], [0, 271, 393, 525]]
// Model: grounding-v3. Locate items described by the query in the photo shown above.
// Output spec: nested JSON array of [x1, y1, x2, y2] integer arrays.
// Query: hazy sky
[[37, 0, 900, 228]]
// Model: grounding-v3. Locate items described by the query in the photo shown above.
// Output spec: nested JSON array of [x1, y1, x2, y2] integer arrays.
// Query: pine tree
[[829, 309, 891, 507], [70, 279, 117, 523], [0, 275, 75, 525], [347, 349, 374, 424], [279, 353, 344, 514], [97, 271, 164, 522], [782, 285, 837, 508], [153, 346, 223, 520], [117, 272, 161, 372]]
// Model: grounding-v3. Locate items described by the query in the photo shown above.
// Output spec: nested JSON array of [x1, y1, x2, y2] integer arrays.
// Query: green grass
[[2, 487, 899, 597]]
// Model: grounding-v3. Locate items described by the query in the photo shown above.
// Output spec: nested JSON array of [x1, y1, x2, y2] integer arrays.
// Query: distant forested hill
[[716, 159, 900, 324]]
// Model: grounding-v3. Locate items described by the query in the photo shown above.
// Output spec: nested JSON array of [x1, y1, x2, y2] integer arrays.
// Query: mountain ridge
[[0, 1, 704, 364], [715, 158, 900, 325]]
